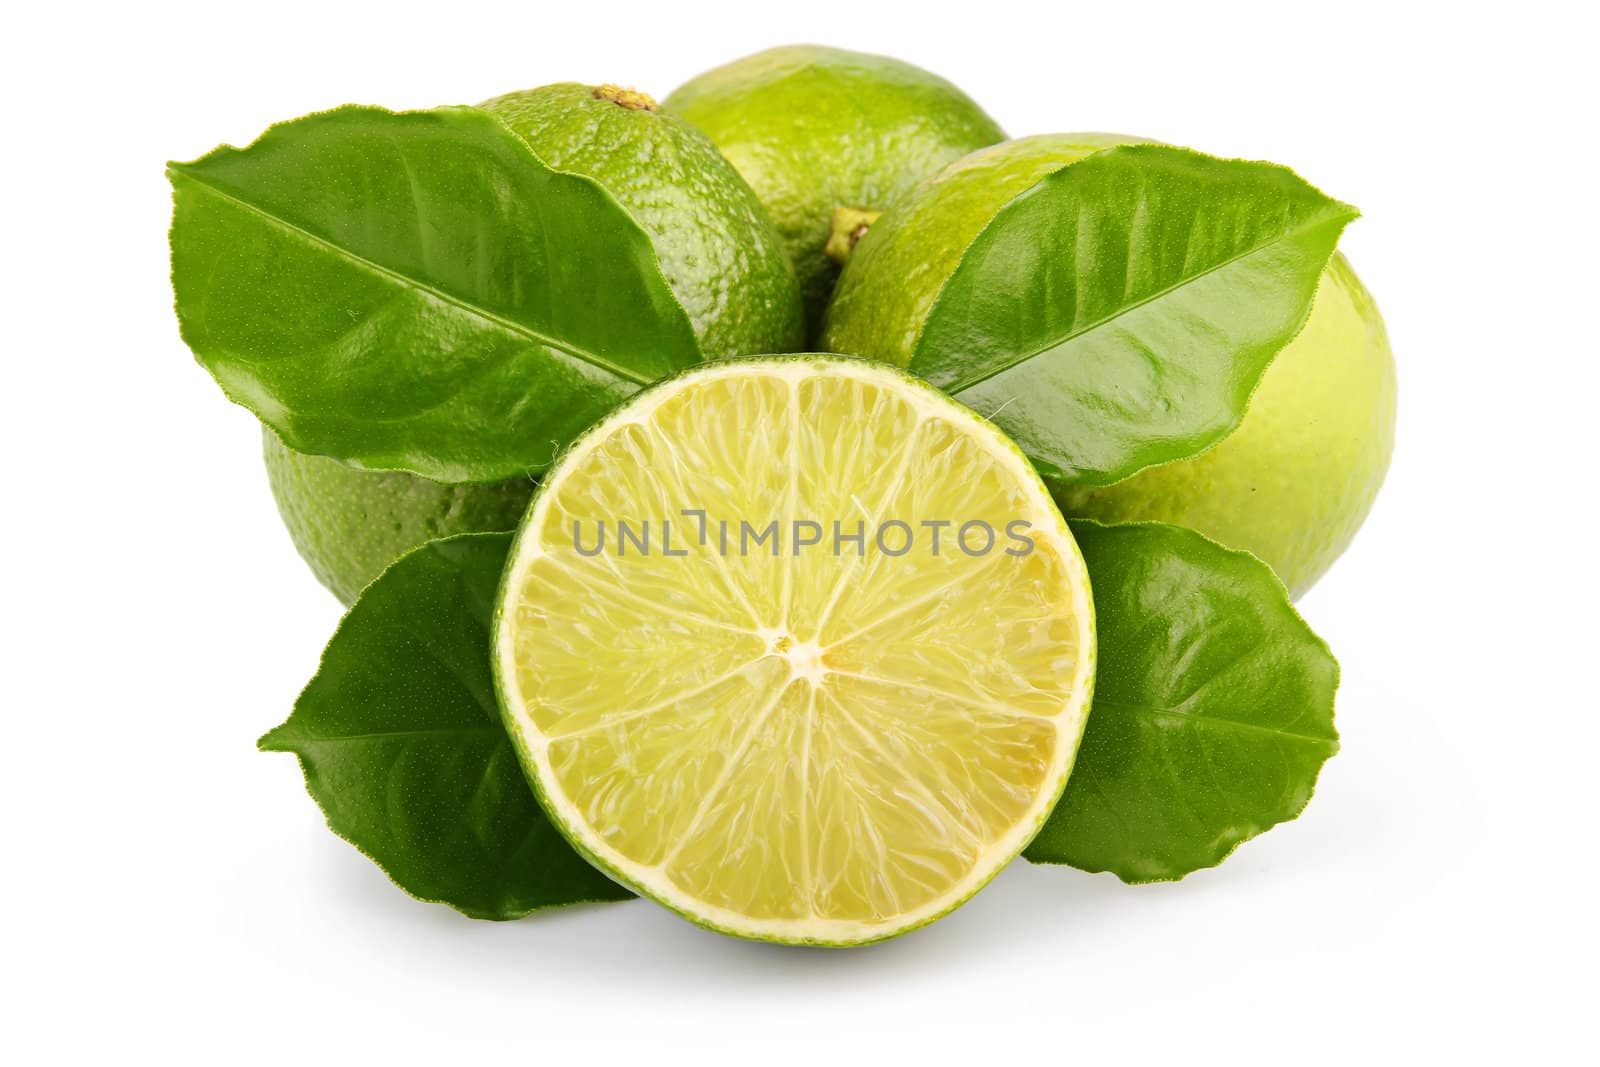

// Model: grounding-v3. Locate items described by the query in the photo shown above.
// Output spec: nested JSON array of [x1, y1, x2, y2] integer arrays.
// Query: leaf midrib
[[171, 167, 655, 387], [1093, 697, 1337, 749], [926, 192, 1351, 397], [262, 724, 506, 749]]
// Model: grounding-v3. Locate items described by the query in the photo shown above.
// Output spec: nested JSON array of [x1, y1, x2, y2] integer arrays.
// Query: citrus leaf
[[259, 532, 631, 919], [1027, 521, 1339, 881], [911, 145, 1357, 486], [169, 105, 703, 483]]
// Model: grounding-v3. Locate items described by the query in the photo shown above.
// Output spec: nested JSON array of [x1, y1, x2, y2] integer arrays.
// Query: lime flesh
[[493, 357, 1095, 944]]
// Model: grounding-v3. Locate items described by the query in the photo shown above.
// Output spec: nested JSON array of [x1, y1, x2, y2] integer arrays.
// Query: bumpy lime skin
[[481, 83, 804, 360], [665, 45, 1006, 336], [822, 133, 1397, 598], [263, 430, 533, 605]]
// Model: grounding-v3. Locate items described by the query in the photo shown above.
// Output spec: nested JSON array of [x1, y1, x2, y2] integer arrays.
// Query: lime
[[493, 356, 1095, 945], [262, 430, 532, 605], [269, 82, 806, 602], [482, 82, 804, 360], [666, 45, 1005, 335], [1056, 253, 1396, 597], [822, 133, 1397, 597], [823, 133, 1146, 366]]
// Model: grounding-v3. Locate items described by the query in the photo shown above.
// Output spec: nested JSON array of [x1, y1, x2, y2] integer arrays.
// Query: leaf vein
[[930, 202, 1349, 395], [170, 168, 654, 387], [1095, 697, 1336, 749]]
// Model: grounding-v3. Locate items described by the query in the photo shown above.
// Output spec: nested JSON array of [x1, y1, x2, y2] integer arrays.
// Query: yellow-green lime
[[1057, 253, 1396, 597], [493, 356, 1096, 945], [666, 45, 1006, 336], [822, 133, 1397, 598], [268, 82, 806, 602]]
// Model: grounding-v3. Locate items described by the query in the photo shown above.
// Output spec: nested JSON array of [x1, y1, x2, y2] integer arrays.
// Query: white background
[[6, 1, 1595, 1061]]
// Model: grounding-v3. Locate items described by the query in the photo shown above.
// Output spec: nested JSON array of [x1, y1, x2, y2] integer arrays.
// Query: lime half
[[493, 357, 1095, 944]]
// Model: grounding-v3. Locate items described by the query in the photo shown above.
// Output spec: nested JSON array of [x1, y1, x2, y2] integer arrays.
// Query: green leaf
[[259, 532, 631, 919], [912, 145, 1357, 486], [169, 105, 703, 483], [1027, 521, 1339, 881]]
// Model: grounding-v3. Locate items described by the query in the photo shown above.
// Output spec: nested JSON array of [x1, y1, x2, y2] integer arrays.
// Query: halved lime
[[493, 357, 1095, 945]]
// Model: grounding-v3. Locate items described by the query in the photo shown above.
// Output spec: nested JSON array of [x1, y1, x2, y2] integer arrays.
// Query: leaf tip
[[257, 723, 297, 753]]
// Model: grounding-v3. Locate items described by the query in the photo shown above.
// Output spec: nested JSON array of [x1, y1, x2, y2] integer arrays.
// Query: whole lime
[[269, 82, 805, 603], [665, 45, 1006, 335], [821, 133, 1397, 598], [481, 82, 804, 360], [1059, 253, 1396, 597], [263, 430, 533, 605]]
